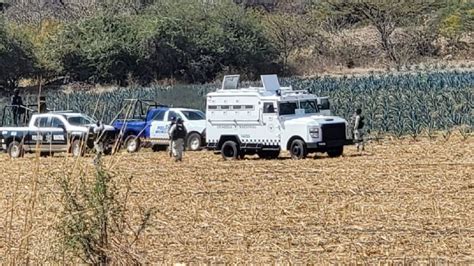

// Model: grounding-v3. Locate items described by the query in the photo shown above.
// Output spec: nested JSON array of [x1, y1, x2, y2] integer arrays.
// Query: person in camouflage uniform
[[352, 108, 365, 152]]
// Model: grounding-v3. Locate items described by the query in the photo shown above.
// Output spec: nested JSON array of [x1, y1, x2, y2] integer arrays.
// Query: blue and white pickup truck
[[0, 112, 116, 158], [112, 101, 206, 153]]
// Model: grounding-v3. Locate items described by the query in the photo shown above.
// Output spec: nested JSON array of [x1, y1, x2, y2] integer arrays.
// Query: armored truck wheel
[[7, 141, 25, 158], [125, 135, 140, 153], [71, 139, 85, 157], [221, 140, 239, 160], [327, 146, 343, 158], [187, 133, 202, 151], [290, 139, 307, 160]]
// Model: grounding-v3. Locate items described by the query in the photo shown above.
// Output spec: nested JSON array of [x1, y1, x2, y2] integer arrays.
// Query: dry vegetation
[[0, 135, 473, 263]]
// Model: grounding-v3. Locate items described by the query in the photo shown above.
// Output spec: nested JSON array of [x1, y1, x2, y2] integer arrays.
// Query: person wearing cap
[[11, 88, 24, 125], [168, 117, 187, 162]]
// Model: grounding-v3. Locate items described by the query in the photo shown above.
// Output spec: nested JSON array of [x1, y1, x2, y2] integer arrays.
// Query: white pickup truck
[[0, 112, 116, 158]]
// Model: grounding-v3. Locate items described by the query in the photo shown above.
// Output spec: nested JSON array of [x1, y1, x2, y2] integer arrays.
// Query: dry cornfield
[[0, 135, 473, 264]]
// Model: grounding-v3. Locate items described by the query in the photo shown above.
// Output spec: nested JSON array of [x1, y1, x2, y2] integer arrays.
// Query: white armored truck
[[206, 75, 353, 160]]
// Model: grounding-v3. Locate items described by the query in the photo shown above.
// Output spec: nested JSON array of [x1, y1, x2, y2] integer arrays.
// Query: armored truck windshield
[[279, 100, 319, 115]]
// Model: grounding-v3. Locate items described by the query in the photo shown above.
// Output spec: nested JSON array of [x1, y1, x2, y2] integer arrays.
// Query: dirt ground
[[0, 136, 472, 263]]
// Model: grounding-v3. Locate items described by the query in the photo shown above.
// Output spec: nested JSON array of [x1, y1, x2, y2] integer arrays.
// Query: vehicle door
[[49, 117, 68, 150], [161, 110, 183, 140], [28, 116, 49, 150], [261, 102, 280, 142], [149, 110, 167, 143]]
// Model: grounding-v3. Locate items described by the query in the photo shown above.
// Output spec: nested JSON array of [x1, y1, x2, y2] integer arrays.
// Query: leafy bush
[[52, 14, 146, 84], [0, 18, 37, 90]]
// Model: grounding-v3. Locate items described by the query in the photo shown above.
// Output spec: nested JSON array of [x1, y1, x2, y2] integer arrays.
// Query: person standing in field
[[168, 116, 176, 157], [11, 88, 24, 125], [168, 117, 186, 162], [352, 108, 365, 152], [93, 121, 105, 165]]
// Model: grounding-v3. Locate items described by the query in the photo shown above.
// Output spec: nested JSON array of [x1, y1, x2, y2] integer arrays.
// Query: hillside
[[0, 0, 472, 89]]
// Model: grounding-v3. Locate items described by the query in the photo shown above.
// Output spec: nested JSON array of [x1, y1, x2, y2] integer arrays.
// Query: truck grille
[[322, 123, 346, 142]]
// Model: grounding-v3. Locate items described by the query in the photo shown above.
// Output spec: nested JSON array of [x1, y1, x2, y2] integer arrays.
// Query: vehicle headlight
[[309, 127, 320, 138]]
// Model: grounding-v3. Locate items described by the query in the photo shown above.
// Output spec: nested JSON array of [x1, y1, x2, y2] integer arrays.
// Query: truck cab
[[111, 99, 206, 153], [206, 75, 353, 160], [0, 112, 116, 158]]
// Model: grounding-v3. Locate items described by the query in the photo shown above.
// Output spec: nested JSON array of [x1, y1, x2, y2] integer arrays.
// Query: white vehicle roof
[[208, 75, 317, 101]]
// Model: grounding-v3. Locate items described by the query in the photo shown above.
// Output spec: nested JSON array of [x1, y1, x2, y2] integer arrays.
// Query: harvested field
[[0, 136, 473, 263]]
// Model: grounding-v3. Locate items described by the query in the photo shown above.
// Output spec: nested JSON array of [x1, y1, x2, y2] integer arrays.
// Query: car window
[[263, 102, 275, 114], [279, 102, 297, 115], [153, 110, 165, 121], [51, 117, 64, 128], [319, 98, 330, 110], [67, 115, 94, 126], [181, 110, 205, 120], [35, 117, 50, 128], [167, 111, 182, 121]]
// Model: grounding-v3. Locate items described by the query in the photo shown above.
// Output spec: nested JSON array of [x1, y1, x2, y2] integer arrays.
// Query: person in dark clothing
[[168, 117, 187, 162], [11, 89, 24, 125]]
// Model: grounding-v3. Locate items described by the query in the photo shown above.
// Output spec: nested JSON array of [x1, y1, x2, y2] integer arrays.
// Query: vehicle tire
[[327, 146, 344, 158], [186, 133, 202, 151], [152, 144, 166, 152], [221, 140, 239, 160], [290, 139, 307, 160], [71, 139, 85, 157], [125, 135, 140, 153], [40, 151, 54, 157], [257, 150, 280, 159], [7, 140, 24, 158]]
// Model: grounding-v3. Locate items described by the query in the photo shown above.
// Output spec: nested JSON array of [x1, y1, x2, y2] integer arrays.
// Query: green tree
[[143, 0, 278, 82], [437, 1, 473, 49], [0, 18, 37, 90], [53, 14, 147, 84]]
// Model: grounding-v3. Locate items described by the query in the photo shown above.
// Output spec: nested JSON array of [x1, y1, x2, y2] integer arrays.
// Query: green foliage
[[53, 14, 146, 84], [0, 18, 37, 90], [18, 19, 64, 79], [141, 0, 277, 82], [30, 0, 279, 84], [438, 1, 473, 41]]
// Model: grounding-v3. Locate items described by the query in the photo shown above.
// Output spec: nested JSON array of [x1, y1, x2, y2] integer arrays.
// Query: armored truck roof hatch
[[221, 75, 240, 90], [261, 74, 280, 92]]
